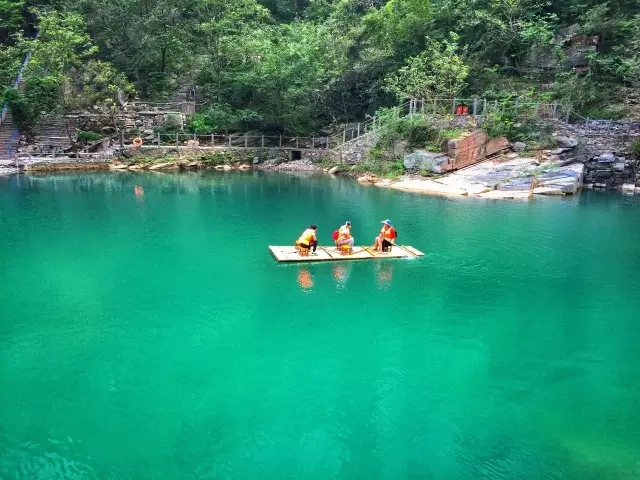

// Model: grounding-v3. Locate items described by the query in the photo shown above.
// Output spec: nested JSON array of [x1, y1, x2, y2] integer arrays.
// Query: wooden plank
[[268, 246, 332, 262], [268, 246, 422, 263], [401, 245, 425, 257], [324, 246, 375, 260], [362, 245, 411, 259]]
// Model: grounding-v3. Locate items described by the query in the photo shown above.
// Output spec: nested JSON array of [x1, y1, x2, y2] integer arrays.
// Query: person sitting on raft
[[297, 225, 318, 254], [372, 219, 397, 252], [336, 221, 354, 249]]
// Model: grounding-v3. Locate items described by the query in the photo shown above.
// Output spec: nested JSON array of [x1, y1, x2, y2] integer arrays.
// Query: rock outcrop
[[583, 152, 639, 191], [404, 130, 510, 174]]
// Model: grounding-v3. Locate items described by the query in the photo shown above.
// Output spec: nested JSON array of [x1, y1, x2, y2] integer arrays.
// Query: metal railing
[[407, 97, 571, 122], [333, 97, 640, 147], [149, 133, 331, 149], [119, 101, 192, 112], [547, 106, 640, 137]]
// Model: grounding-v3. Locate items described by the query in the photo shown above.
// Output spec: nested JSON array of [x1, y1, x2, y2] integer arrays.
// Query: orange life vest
[[381, 226, 396, 240]]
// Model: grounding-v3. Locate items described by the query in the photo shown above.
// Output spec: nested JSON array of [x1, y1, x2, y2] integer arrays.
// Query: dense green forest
[[1, 0, 639, 134]]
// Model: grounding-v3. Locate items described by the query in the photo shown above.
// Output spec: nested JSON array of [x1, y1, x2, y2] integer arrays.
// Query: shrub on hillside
[[77, 130, 102, 142], [630, 139, 640, 159]]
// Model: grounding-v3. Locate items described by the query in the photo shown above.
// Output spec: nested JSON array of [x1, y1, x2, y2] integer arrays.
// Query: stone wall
[[22, 103, 189, 156], [24, 161, 110, 172], [583, 153, 639, 190], [123, 147, 292, 164], [329, 132, 380, 164], [74, 111, 183, 137], [555, 121, 640, 159]]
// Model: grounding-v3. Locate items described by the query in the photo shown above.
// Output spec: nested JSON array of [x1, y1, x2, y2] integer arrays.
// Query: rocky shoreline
[[0, 160, 18, 175], [5, 146, 639, 200]]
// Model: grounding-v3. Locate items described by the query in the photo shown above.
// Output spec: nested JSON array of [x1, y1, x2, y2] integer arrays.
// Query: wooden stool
[[338, 244, 352, 255], [295, 242, 310, 256]]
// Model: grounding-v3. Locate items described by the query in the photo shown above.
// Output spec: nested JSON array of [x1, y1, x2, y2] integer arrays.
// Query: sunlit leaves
[[385, 35, 470, 101]]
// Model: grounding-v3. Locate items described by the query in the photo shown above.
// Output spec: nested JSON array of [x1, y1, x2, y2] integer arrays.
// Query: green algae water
[[1, 171, 640, 479]]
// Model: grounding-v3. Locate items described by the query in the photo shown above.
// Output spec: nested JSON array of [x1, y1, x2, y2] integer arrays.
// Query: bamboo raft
[[269, 245, 424, 263]]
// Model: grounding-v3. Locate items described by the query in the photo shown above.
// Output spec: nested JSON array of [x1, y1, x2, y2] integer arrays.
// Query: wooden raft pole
[[269, 245, 424, 263]]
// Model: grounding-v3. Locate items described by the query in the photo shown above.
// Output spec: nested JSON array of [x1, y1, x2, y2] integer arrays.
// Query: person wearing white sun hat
[[372, 219, 397, 252]]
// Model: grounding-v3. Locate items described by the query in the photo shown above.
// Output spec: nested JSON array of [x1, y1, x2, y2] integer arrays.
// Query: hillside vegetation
[[1, 0, 639, 134]]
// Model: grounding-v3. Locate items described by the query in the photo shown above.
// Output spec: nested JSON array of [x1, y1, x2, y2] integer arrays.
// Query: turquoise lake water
[[1, 171, 640, 479]]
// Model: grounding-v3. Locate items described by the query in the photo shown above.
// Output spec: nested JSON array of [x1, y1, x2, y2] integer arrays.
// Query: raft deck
[[269, 245, 424, 262]]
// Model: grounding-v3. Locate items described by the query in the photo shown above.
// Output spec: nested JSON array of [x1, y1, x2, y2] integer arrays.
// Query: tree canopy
[[1, 0, 639, 133]]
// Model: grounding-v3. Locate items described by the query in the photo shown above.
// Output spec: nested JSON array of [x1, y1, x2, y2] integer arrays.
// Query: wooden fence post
[[452, 97, 457, 115], [312, 136, 315, 148], [483, 99, 487, 117], [326, 137, 330, 149], [296, 136, 299, 149], [261, 135, 264, 148], [472, 99, 478, 117], [565, 107, 571, 123], [279, 135, 282, 148], [228, 134, 232, 147], [211, 134, 214, 146], [342, 128, 346, 144], [553, 102, 558, 119], [244, 133, 248, 148]]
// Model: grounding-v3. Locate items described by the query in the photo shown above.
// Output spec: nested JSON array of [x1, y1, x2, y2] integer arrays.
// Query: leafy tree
[[0, 0, 24, 44], [6, 10, 132, 132], [385, 35, 470, 102], [68, 0, 196, 97], [3, 0, 640, 134], [195, 0, 271, 105]]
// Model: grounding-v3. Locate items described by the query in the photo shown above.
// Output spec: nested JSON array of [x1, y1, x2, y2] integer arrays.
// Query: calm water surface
[[1, 171, 640, 479]]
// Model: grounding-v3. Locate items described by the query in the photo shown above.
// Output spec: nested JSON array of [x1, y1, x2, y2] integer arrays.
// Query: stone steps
[[30, 116, 79, 154], [0, 110, 19, 160]]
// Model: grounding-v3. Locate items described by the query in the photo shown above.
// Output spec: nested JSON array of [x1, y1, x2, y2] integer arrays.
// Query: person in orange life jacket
[[336, 221, 354, 248], [297, 225, 318, 254], [372, 219, 397, 252]]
